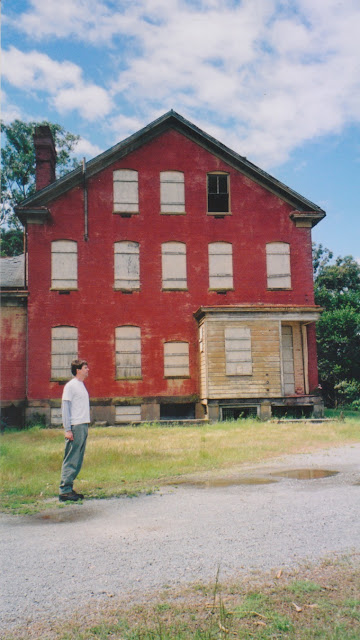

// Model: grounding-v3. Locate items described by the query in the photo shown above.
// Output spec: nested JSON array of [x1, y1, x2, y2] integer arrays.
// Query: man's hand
[[65, 430, 74, 441]]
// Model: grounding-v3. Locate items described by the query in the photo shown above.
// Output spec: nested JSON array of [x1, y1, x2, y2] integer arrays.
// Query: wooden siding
[[201, 318, 282, 399]]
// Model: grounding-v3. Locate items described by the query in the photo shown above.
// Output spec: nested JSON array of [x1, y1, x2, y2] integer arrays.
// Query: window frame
[[114, 241, 140, 291], [225, 326, 253, 376], [266, 242, 291, 289], [164, 341, 190, 378], [51, 240, 78, 290], [208, 242, 234, 291], [207, 171, 231, 215], [160, 171, 185, 215], [115, 325, 142, 380], [51, 326, 78, 380], [161, 241, 188, 290], [113, 169, 139, 216]]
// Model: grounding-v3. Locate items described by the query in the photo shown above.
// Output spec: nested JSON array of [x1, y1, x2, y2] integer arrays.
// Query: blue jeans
[[59, 423, 88, 495]]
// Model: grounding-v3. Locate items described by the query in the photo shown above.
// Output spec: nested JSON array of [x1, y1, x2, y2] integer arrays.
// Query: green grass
[[1, 417, 360, 513]]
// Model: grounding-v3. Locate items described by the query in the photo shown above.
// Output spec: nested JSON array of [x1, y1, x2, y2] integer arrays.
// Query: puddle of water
[[171, 477, 278, 488], [270, 469, 339, 480]]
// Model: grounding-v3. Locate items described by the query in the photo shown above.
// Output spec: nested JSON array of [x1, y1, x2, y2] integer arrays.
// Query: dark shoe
[[72, 490, 84, 499], [59, 491, 81, 502]]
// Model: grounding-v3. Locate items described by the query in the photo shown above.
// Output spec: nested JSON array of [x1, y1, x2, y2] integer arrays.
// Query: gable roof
[[15, 110, 325, 219]]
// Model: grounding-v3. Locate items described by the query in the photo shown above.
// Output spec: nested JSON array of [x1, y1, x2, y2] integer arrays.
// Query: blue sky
[[2, 0, 360, 260]]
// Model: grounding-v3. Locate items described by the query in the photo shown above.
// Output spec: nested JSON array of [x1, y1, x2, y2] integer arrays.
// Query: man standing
[[59, 359, 90, 502]]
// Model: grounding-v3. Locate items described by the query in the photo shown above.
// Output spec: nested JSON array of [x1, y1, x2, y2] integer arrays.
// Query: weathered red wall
[[1, 304, 27, 402], [26, 129, 316, 402]]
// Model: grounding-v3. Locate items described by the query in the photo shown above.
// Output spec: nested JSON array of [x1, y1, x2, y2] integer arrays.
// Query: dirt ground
[[1, 443, 359, 637]]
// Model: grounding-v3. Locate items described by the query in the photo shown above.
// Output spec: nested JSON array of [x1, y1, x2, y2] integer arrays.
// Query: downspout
[[83, 158, 88, 241], [24, 224, 29, 425]]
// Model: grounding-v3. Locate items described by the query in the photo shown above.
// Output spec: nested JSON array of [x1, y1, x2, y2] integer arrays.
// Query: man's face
[[78, 364, 89, 381]]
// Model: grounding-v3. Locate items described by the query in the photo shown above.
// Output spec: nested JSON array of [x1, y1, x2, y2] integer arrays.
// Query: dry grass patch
[[4, 555, 359, 640]]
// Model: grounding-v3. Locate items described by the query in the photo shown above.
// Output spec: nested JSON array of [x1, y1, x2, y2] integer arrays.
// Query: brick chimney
[[33, 126, 57, 191]]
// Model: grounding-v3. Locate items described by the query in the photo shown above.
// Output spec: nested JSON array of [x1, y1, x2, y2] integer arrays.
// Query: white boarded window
[[50, 407, 63, 426], [160, 171, 185, 213], [114, 241, 140, 290], [115, 326, 141, 378], [225, 327, 252, 376], [164, 342, 189, 377], [51, 326, 78, 379], [51, 240, 77, 289], [113, 169, 139, 213], [209, 242, 233, 289], [266, 243, 291, 289], [281, 325, 295, 394], [162, 242, 187, 289], [115, 405, 141, 423]]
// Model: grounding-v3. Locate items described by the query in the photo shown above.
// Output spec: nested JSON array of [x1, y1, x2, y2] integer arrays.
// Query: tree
[[313, 244, 360, 407], [0, 228, 24, 257], [1, 120, 81, 251]]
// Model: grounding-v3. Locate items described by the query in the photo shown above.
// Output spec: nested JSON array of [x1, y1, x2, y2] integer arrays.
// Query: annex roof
[[16, 110, 326, 219], [0, 254, 25, 288]]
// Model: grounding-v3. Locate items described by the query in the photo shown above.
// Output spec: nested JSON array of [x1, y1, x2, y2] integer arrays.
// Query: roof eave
[[15, 110, 326, 215]]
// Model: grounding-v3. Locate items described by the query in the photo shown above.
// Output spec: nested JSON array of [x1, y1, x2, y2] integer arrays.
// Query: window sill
[[113, 211, 139, 217], [160, 211, 187, 215], [50, 378, 69, 383], [113, 288, 140, 293], [207, 211, 232, 216], [267, 287, 292, 291], [164, 376, 191, 379], [208, 288, 234, 293], [115, 377, 142, 381], [50, 288, 78, 292], [162, 288, 188, 292]]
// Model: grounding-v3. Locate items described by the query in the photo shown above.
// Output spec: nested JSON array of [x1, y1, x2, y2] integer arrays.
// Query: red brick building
[[5, 111, 325, 425]]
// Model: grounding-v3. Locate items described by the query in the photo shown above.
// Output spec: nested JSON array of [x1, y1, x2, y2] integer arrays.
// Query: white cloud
[[52, 86, 112, 120], [0, 91, 23, 123], [75, 137, 103, 159], [2, 47, 113, 121], [4, 0, 360, 166]]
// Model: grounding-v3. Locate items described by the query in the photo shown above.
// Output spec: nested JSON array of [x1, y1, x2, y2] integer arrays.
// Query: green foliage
[[334, 380, 360, 410], [1, 119, 80, 232], [0, 227, 24, 256], [313, 244, 360, 407]]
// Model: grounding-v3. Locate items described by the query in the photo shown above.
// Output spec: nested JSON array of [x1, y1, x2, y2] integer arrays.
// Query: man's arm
[[62, 399, 73, 440]]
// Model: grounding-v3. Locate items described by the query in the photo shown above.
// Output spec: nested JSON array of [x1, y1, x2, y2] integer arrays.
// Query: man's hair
[[71, 359, 88, 376]]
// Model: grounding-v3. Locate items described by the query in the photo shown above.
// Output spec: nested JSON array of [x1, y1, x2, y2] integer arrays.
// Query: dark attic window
[[207, 173, 229, 213]]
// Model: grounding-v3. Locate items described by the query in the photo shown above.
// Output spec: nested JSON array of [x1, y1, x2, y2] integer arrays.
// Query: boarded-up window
[[207, 173, 229, 213], [51, 326, 78, 379], [113, 169, 139, 213], [160, 171, 185, 213], [51, 240, 77, 289], [162, 242, 187, 289], [281, 325, 295, 394], [114, 241, 140, 290], [164, 342, 189, 377], [115, 326, 141, 378], [266, 243, 291, 288], [115, 405, 141, 423], [209, 242, 233, 289], [50, 407, 63, 426], [225, 327, 252, 375]]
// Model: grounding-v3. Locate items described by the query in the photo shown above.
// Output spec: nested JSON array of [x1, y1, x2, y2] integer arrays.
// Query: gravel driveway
[[1, 443, 359, 634]]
